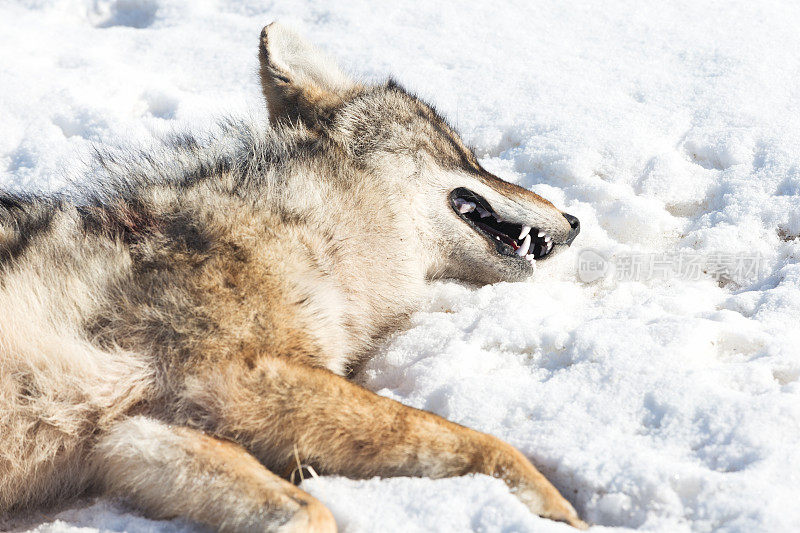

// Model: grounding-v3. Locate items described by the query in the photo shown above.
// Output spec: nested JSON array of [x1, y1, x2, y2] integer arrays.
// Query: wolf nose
[[563, 212, 580, 246]]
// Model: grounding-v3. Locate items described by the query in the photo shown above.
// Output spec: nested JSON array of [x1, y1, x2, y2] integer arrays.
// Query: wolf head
[[259, 23, 579, 284]]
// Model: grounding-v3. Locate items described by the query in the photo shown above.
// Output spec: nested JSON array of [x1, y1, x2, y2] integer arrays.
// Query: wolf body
[[0, 23, 584, 531]]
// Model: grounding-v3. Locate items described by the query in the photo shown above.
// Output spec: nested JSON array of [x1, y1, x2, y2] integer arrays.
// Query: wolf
[[0, 22, 584, 532]]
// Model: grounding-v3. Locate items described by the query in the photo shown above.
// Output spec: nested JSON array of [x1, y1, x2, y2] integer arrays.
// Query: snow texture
[[2, 1, 800, 532]]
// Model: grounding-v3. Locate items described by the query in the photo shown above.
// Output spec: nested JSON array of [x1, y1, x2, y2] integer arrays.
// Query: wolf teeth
[[515, 234, 531, 257], [453, 197, 553, 260], [453, 198, 476, 213]]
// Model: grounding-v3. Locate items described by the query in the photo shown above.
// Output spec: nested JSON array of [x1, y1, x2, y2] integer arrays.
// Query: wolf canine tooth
[[516, 234, 532, 256], [519, 225, 531, 240]]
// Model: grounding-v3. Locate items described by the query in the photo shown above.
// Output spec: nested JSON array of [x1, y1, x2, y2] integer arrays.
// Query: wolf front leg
[[93, 416, 336, 533], [197, 357, 587, 529]]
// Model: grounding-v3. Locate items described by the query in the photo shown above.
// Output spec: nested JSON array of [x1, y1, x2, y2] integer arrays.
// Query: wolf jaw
[[450, 187, 555, 267], [450, 187, 580, 268]]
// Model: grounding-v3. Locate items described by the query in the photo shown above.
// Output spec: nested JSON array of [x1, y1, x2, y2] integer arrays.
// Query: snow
[[2, 0, 800, 531]]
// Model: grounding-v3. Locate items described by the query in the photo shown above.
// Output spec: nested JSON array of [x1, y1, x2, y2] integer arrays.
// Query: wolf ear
[[259, 22, 355, 128]]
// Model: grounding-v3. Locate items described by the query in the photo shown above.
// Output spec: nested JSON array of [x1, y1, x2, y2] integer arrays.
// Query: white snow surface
[[2, 1, 800, 532]]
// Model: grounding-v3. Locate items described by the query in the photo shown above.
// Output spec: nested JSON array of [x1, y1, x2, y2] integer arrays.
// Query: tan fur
[[95, 417, 335, 532], [0, 22, 585, 531]]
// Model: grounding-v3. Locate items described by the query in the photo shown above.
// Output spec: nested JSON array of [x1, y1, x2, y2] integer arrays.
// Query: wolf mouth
[[449, 187, 554, 265]]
